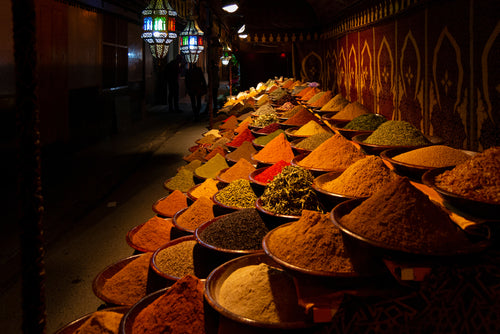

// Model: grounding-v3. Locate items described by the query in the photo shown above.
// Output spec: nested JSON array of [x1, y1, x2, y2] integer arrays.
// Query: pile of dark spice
[[198, 209, 269, 250], [256, 122, 281, 134], [339, 176, 471, 253], [260, 165, 322, 216]]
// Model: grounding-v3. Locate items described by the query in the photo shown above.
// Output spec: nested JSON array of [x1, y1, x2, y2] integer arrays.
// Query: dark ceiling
[[108, 0, 374, 34]]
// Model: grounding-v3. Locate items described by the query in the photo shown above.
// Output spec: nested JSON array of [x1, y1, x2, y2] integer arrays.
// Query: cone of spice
[[253, 160, 291, 185], [281, 105, 307, 119], [339, 176, 471, 253], [253, 133, 295, 164], [392, 145, 471, 168], [100, 253, 153, 306], [219, 115, 239, 130], [309, 90, 333, 108], [214, 179, 258, 209], [260, 165, 322, 216], [363, 120, 430, 146], [234, 118, 251, 134], [131, 216, 177, 252], [218, 158, 256, 182], [331, 101, 370, 120], [320, 155, 395, 197], [253, 129, 286, 146], [153, 190, 189, 217], [203, 146, 226, 161], [266, 210, 354, 273], [434, 146, 500, 203], [293, 120, 329, 136], [344, 113, 387, 131], [194, 153, 229, 179], [320, 93, 349, 112], [184, 146, 209, 162], [256, 122, 281, 134], [189, 178, 220, 200], [294, 132, 333, 151], [179, 160, 203, 173], [131, 275, 205, 334], [227, 128, 255, 147], [282, 108, 320, 127], [176, 196, 215, 231], [73, 310, 123, 333], [225, 141, 257, 164], [198, 209, 268, 251], [297, 134, 365, 171]]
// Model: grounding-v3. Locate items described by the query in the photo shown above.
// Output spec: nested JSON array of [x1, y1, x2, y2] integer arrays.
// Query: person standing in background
[[166, 54, 183, 113], [210, 59, 220, 113], [185, 63, 207, 121]]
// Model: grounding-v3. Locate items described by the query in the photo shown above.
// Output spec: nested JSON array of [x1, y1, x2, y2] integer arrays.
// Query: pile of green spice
[[251, 113, 279, 128], [214, 179, 257, 208], [198, 209, 269, 250], [194, 153, 229, 179], [179, 159, 203, 173], [344, 113, 387, 131], [253, 129, 285, 146], [294, 132, 333, 151], [363, 120, 430, 146], [218, 263, 302, 323], [164, 169, 195, 192], [260, 165, 322, 216]]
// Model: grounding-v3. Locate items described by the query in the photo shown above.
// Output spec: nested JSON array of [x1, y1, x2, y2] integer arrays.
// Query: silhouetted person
[[166, 54, 182, 112], [185, 63, 207, 120]]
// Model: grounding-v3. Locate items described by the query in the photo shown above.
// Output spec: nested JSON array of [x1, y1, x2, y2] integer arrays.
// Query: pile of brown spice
[[392, 145, 471, 167], [267, 210, 354, 273], [297, 134, 365, 170], [320, 155, 395, 197], [74, 310, 123, 334], [101, 253, 153, 305], [218, 158, 256, 182], [153, 190, 188, 217], [176, 196, 215, 231], [339, 176, 471, 253], [131, 275, 205, 334], [435, 146, 500, 203]]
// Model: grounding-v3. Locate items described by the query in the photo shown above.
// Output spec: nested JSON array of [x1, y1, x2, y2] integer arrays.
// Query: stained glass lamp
[[179, 18, 204, 63], [141, 0, 178, 59], [221, 44, 232, 66]]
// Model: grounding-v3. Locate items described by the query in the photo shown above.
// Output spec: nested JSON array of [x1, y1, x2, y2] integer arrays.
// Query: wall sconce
[[141, 0, 178, 59]]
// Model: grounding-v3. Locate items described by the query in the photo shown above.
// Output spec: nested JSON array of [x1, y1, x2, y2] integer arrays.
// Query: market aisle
[[0, 104, 210, 333]]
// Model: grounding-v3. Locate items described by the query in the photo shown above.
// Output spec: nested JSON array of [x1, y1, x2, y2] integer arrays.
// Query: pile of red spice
[[253, 160, 291, 184], [227, 128, 255, 147], [256, 122, 281, 134]]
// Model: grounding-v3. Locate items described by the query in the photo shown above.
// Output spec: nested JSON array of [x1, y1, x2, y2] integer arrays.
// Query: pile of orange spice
[[252, 133, 295, 164]]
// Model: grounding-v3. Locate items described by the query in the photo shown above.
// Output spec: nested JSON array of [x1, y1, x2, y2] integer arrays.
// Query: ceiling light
[[238, 33, 248, 39], [222, 1, 238, 13], [237, 24, 245, 34]]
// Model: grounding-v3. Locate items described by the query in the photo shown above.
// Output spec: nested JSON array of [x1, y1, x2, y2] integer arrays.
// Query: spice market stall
[[55, 78, 500, 334]]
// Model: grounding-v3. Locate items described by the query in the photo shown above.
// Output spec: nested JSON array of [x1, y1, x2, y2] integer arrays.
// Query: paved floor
[[0, 98, 211, 333]]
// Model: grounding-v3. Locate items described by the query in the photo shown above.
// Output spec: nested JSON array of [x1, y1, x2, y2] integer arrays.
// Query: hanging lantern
[[179, 18, 204, 63], [220, 44, 232, 66], [141, 0, 178, 59]]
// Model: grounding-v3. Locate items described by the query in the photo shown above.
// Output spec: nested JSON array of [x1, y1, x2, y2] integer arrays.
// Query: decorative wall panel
[[294, 0, 499, 150]]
